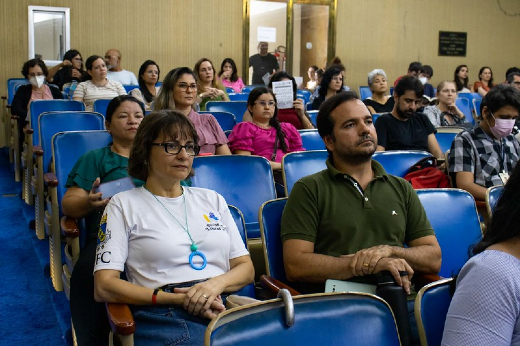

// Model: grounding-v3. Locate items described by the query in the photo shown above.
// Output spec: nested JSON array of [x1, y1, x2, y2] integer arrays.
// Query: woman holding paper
[[242, 71, 314, 129], [228, 87, 304, 172]]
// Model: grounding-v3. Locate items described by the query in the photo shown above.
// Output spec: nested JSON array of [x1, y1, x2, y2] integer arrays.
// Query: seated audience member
[[218, 58, 245, 93], [94, 110, 254, 345], [474, 66, 494, 97], [309, 68, 324, 104], [423, 81, 467, 127], [306, 65, 319, 91], [418, 65, 435, 99], [505, 67, 520, 82], [454, 64, 473, 93], [312, 66, 345, 110], [228, 87, 304, 173], [281, 91, 441, 344], [130, 60, 161, 110], [73, 55, 126, 111], [194, 58, 229, 111], [47, 49, 86, 90], [442, 163, 520, 345], [327, 57, 351, 91], [394, 61, 422, 87], [243, 71, 314, 129], [506, 72, 520, 92], [62, 95, 145, 345], [449, 84, 520, 201], [363, 69, 395, 114], [104, 49, 138, 85], [11, 58, 63, 149], [154, 67, 231, 155], [375, 76, 444, 159]]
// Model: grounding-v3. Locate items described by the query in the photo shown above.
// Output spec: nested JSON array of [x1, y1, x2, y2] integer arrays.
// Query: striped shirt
[[73, 80, 126, 111]]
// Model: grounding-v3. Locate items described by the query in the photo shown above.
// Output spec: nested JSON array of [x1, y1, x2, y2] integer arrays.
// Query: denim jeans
[[407, 300, 420, 346]]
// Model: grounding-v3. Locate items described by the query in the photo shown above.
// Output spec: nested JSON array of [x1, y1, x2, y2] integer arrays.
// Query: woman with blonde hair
[[194, 58, 229, 111]]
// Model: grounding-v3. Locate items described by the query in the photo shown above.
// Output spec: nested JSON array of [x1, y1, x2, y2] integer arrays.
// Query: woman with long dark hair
[[47, 49, 86, 90], [218, 58, 245, 93], [131, 60, 160, 110], [454, 64, 472, 93], [312, 66, 344, 110], [474, 66, 494, 97], [228, 87, 304, 172], [442, 163, 520, 344]]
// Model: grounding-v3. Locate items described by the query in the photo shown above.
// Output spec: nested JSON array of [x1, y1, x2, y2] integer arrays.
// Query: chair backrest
[[92, 99, 112, 117], [7, 78, 28, 105], [40, 111, 105, 174], [52, 130, 112, 211], [259, 198, 288, 282], [415, 278, 454, 346], [454, 97, 473, 125], [305, 102, 314, 111], [307, 110, 318, 126], [359, 86, 372, 100], [123, 85, 139, 94], [486, 185, 503, 216], [242, 85, 264, 93], [372, 113, 382, 123], [282, 150, 328, 195], [227, 93, 250, 101], [472, 98, 481, 117], [416, 189, 482, 277], [206, 101, 248, 123], [199, 111, 236, 132], [191, 155, 276, 239], [29, 100, 86, 146], [296, 89, 311, 104], [206, 292, 400, 346], [298, 129, 326, 151], [435, 127, 463, 154], [372, 150, 431, 177], [225, 87, 235, 94]]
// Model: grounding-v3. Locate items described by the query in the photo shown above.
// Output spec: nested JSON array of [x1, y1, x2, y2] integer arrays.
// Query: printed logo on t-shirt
[[203, 212, 219, 223], [203, 211, 226, 232], [97, 214, 111, 249]]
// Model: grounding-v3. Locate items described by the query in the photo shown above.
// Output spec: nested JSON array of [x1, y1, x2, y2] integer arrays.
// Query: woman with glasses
[[130, 60, 161, 110], [312, 66, 345, 110], [154, 67, 231, 155], [47, 49, 86, 90], [94, 110, 254, 345], [194, 58, 229, 111], [228, 87, 304, 172]]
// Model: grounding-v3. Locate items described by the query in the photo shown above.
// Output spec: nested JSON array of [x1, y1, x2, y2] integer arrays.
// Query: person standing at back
[[249, 42, 279, 85]]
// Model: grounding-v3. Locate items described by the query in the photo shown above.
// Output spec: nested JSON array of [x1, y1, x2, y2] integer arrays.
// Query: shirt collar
[[326, 158, 389, 181]]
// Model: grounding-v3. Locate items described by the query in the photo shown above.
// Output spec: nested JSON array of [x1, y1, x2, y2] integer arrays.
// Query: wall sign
[[438, 31, 467, 57]]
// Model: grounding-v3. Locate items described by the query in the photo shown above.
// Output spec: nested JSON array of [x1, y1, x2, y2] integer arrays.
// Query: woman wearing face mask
[[449, 85, 520, 201], [418, 65, 435, 99], [11, 58, 64, 149], [423, 81, 466, 127]]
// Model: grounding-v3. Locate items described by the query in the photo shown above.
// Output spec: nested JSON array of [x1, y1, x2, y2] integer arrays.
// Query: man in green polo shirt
[[281, 91, 441, 295]]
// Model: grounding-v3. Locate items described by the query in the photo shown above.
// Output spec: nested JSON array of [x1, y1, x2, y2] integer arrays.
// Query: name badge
[[499, 171, 510, 184]]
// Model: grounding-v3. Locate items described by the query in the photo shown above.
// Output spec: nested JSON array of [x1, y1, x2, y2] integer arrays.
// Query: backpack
[[403, 157, 451, 189]]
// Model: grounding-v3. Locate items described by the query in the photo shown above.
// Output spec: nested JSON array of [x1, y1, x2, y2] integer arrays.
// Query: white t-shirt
[[107, 70, 138, 85], [73, 79, 126, 111], [94, 186, 249, 288]]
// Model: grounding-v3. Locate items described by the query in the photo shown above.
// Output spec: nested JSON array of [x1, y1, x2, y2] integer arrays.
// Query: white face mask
[[419, 76, 428, 85], [29, 75, 45, 88]]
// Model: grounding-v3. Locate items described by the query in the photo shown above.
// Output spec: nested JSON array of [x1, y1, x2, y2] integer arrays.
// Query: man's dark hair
[[394, 76, 424, 98], [480, 84, 520, 115], [316, 91, 360, 139], [420, 65, 433, 78], [505, 67, 520, 79], [506, 72, 520, 84], [408, 61, 422, 73]]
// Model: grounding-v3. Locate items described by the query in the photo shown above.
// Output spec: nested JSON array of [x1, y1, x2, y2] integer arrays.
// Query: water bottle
[[68, 80, 78, 99], [376, 271, 413, 346]]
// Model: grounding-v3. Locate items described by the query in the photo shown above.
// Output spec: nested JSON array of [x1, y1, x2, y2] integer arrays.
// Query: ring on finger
[[202, 294, 209, 299], [363, 263, 369, 267], [399, 271, 409, 277]]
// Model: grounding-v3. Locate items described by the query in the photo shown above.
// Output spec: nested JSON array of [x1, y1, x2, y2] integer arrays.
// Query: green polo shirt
[[281, 158, 434, 292]]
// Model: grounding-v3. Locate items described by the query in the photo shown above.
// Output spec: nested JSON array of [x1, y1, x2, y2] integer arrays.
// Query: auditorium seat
[[93, 99, 111, 117], [485, 185, 503, 216], [298, 129, 325, 151], [282, 150, 327, 195], [372, 150, 431, 177], [358, 86, 372, 100], [435, 126, 463, 154], [199, 111, 236, 131], [454, 98, 473, 125], [206, 101, 248, 123]]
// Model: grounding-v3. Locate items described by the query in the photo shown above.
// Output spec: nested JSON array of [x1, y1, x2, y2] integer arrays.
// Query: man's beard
[[335, 136, 377, 165]]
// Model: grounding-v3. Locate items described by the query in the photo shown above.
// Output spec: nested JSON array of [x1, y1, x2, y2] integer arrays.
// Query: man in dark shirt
[[249, 42, 279, 85], [375, 76, 444, 159]]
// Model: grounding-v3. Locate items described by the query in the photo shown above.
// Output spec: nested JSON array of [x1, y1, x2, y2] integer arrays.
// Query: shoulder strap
[[271, 135, 279, 162]]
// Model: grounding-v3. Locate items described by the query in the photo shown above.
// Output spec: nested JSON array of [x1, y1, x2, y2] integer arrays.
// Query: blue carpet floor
[[0, 148, 71, 345]]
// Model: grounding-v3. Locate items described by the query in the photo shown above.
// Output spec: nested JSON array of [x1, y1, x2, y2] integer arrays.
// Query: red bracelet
[[152, 288, 159, 305]]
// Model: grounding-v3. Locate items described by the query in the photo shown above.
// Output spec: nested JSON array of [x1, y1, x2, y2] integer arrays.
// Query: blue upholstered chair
[[242, 85, 264, 93], [415, 277, 454, 346], [416, 189, 482, 278], [3, 79, 28, 170], [206, 101, 248, 123], [486, 185, 503, 216], [307, 110, 318, 126], [296, 89, 311, 104], [199, 111, 236, 131], [225, 87, 235, 94], [472, 98, 481, 118], [227, 93, 250, 102], [206, 291, 401, 346], [454, 97, 473, 125], [191, 155, 276, 239], [282, 150, 327, 196], [298, 129, 325, 151], [372, 113, 382, 123], [122, 85, 139, 94], [358, 86, 372, 101], [372, 150, 431, 177], [435, 127, 463, 154], [92, 99, 111, 117]]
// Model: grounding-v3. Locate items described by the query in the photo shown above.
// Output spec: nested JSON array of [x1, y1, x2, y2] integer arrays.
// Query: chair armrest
[[61, 216, 79, 238], [106, 303, 135, 335], [413, 273, 442, 291], [23, 127, 34, 135], [1, 96, 6, 100], [34, 145, 43, 156], [259, 275, 300, 297], [10, 114, 18, 120], [44, 172, 58, 187]]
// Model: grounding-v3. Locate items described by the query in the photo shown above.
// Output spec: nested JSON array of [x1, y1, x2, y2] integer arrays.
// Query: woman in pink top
[[228, 87, 304, 172], [218, 58, 245, 93]]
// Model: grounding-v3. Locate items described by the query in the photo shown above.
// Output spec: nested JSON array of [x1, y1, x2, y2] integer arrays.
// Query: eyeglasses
[[151, 142, 200, 156], [177, 83, 198, 92], [254, 101, 276, 108]]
